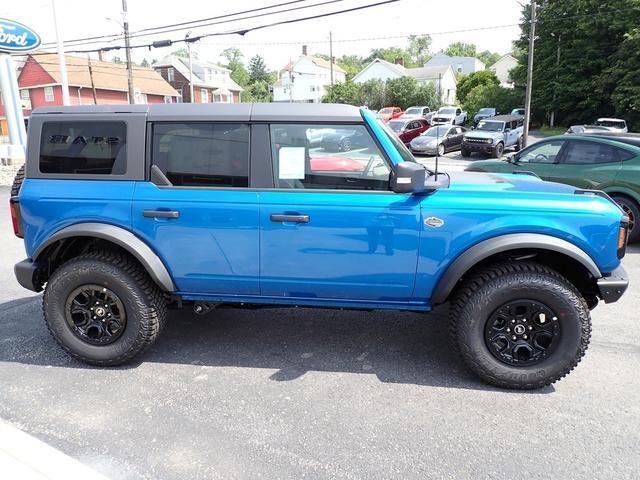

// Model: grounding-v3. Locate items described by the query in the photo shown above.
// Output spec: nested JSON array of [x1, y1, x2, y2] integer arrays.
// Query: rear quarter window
[[39, 121, 127, 175]]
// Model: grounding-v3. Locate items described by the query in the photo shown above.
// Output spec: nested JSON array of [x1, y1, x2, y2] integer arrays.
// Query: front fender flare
[[33, 223, 176, 292], [430, 233, 601, 305]]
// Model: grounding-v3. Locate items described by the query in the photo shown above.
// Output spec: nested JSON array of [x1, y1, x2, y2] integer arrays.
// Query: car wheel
[[515, 137, 523, 152], [437, 144, 445, 156], [492, 142, 504, 158], [460, 148, 471, 158], [611, 195, 640, 243], [449, 261, 591, 389], [43, 251, 167, 366]]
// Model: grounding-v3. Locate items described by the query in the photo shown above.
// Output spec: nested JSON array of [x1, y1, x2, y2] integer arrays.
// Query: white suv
[[595, 118, 628, 133]]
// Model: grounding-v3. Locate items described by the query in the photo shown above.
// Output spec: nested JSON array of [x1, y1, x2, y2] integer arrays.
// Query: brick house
[[153, 55, 243, 104], [0, 52, 179, 136]]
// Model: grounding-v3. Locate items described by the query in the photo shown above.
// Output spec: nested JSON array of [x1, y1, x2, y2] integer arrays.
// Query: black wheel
[[461, 148, 471, 158], [43, 251, 167, 366], [492, 142, 504, 158], [611, 195, 639, 243], [10, 165, 25, 197], [514, 136, 523, 152], [449, 262, 591, 389]]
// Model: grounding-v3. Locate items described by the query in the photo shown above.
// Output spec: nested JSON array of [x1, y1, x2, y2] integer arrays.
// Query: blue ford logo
[[0, 18, 41, 52]]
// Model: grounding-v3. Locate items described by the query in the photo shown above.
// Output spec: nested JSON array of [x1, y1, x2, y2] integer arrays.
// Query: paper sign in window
[[278, 147, 306, 179]]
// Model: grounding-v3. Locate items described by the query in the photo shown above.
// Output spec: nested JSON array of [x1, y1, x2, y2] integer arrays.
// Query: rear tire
[[449, 261, 591, 389], [514, 137, 523, 152], [10, 165, 25, 197], [43, 251, 167, 366], [611, 195, 640, 243]]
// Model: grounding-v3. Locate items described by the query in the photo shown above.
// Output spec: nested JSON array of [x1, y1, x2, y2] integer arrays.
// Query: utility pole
[[122, 0, 135, 104], [51, 0, 70, 105], [87, 55, 98, 104], [329, 31, 334, 87], [523, 0, 537, 147], [186, 32, 194, 103]]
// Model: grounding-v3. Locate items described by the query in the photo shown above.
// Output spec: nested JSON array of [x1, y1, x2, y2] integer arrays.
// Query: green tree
[[244, 80, 272, 103], [408, 34, 432, 66], [323, 80, 360, 105], [463, 84, 522, 120], [456, 70, 499, 104], [140, 58, 150, 68], [444, 42, 476, 57], [248, 55, 270, 84], [608, 28, 640, 131], [221, 48, 249, 87], [356, 79, 386, 110], [336, 54, 366, 80], [221, 47, 243, 64], [385, 76, 418, 109], [171, 48, 193, 59], [365, 47, 413, 67], [476, 50, 501, 68], [412, 82, 441, 110]]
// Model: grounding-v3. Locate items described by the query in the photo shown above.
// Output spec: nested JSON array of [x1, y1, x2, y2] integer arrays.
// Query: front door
[[445, 127, 465, 151], [512, 138, 567, 179], [132, 122, 259, 295], [260, 123, 422, 303]]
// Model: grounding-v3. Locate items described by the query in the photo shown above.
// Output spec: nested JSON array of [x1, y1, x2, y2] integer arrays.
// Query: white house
[[490, 54, 518, 88], [272, 48, 346, 103], [352, 58, 458, 105], [425, 52, 485, 75]]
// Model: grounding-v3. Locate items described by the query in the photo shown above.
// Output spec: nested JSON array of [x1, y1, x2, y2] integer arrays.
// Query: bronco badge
[[424, 217, 445, 228]]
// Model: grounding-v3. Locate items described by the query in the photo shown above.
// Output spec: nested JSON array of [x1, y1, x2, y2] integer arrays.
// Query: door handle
[[270, 214, 310, 223], [143, 209, 180, 219]]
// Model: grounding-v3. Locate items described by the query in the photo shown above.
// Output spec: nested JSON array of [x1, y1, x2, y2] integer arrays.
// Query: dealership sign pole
[[0, 18, 41, 156]]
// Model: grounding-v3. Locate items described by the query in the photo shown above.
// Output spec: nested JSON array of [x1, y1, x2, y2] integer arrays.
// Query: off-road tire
[[460, 148, 471, 158], [43, 251, 167, 366], [611, 195, 639, 243], [10, 165, 25, 197], [449, 262, 591, 389], [491, 142, 504, 158]]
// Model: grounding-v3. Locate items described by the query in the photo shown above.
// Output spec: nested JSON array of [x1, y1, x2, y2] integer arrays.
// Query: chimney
[[394, 57, 404, 67], [302, 45, 308, 56]]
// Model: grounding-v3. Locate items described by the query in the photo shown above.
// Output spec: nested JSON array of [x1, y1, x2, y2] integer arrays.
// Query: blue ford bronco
[[11, 103, 629, 389]]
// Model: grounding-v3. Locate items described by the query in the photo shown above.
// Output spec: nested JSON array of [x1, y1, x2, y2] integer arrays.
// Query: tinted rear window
[[40, 121, 126, 175]]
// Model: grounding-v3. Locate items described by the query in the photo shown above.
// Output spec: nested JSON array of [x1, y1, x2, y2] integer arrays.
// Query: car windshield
[[478, 108, 494, 114], [404, 107, 423, 115], [376, 118, 419, 165], [595, 119, 626, 128], [476, 120, 504, 132], [388, 121, 405, 133], [423, 126, 450, 137], [439, 108, 456, 115]]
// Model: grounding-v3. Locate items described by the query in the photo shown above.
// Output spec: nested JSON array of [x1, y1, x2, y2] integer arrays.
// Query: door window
[[269, 124, 391, 190], [151, 123, 249, 187], [518, 140, 564, 164], [562, 140, 627, 165]]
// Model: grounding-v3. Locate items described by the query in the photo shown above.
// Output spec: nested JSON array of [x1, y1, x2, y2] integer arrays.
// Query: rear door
[[132, 121, 260, 295]]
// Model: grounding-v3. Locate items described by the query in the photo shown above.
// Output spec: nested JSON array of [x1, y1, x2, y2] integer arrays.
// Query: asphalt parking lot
[[0, 185, 639, 480]]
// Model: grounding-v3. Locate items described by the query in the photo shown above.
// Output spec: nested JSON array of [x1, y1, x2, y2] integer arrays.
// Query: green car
[[466, 133, 640, 242]]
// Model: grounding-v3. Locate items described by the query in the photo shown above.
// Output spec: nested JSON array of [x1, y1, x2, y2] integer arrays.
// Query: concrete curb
[[0, 419, 110, 480]]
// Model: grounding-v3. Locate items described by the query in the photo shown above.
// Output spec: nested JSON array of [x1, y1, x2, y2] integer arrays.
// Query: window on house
[[200, 89, 209, 103], [167, 67, 175, 82], [39, 121, 127, 175], [20, 89, 31, 110], [44, 86, 54, 102], [151, 123, 250, 187]]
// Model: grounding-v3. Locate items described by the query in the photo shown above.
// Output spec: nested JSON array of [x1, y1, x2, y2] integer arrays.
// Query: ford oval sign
[[0, 18, 41, 53]]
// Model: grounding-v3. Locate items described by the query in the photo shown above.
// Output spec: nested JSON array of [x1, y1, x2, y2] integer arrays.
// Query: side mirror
[[506, 153, 516, 163], [391, 162, 426, 194]]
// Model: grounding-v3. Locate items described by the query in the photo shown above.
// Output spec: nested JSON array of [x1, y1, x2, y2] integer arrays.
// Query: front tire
[[460, 148, 471, 158], [43, 251, 167, 366], [492, 142, 504, 158], [449, 262, 591, 389], [611, 195, 639, 243]]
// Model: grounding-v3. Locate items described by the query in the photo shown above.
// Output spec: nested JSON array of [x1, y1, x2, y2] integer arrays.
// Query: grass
[[538, 125, 567, 137]]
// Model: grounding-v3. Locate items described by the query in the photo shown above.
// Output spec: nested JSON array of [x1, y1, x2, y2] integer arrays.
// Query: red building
[[1, 53, 179, 135]]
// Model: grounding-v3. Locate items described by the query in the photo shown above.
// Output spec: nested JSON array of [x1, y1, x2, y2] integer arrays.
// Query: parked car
[[566, 125, 610, 134], [320, 128, 370, 152], [473, 108, 498, 127], [401, 106, 435, 123], [388, 118, 430, 144], [511, 108, 525, 116], [309, 156, 365, 172], [595, 118, 628, 133], [377, 106, 403, 122], [465, 132, 640, 242], [409, 124, 466, 156], [431, 106, 467, 126], [461, 115, 524, 158], [11, 103, 629, 390]]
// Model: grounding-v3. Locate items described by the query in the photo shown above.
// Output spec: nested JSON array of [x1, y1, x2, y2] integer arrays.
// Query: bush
[[463, 84, 523, 120], [356, 79, 386, 110], [457, 70, 499, 105], [323, 80, 360, 105]]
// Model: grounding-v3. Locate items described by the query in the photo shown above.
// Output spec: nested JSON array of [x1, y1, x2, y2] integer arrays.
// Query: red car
[[310, 156, 365, 172], [387, 118, 430, 144], [377, 106, 403, 122]]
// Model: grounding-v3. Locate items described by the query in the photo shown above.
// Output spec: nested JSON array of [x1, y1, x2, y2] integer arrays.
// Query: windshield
[[595, 119, 626, 128], [438, 108, 456, 115], [478, 108, 494, 114], [404, 107, 422, 115], [376, 118, 419, 165], [388, 121, 405, 133], [476, 120, 504, 132], [423, 126, 450, 137]]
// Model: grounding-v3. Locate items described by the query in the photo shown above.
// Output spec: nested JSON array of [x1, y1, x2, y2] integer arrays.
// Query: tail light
[[9, 196, 23, 238], [617, 217, 629, 259]]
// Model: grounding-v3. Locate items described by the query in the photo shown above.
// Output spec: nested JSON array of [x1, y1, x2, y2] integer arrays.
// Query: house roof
[[154, 55, 243, 92], [26, 53, 179, 96], [352, 58, 455, 84], [279, 55, 346, 74], [427, 52, 485, 68], [490, 54, 518, 69]]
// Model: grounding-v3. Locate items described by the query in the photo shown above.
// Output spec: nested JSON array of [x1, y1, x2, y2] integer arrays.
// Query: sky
[[4, 0, 524, 70]]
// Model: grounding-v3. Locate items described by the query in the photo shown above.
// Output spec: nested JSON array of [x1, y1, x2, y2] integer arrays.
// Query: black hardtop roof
[[480, 114, 522, 122], [31, 103, 364, 123]]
